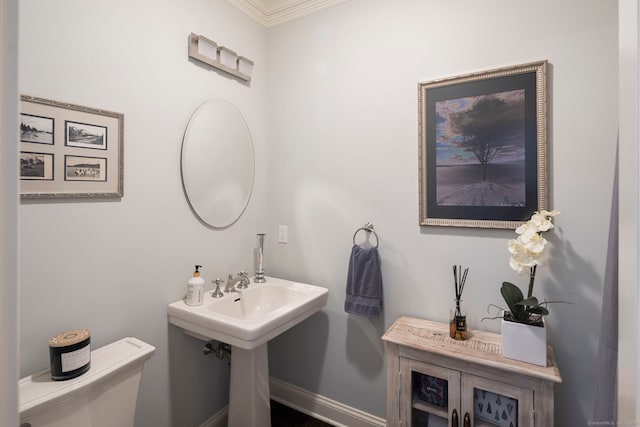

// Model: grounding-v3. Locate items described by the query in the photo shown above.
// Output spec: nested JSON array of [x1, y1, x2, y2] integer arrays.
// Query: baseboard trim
[[199, 405, 227, 427], [269, 377, 386, 427], [198, 377, 386, 427]]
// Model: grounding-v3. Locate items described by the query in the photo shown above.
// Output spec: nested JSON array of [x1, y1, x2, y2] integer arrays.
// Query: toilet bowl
[[19, 337, 155, 427]]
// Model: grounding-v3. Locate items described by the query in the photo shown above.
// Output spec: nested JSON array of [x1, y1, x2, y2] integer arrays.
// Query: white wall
[[618, 0, 640, 421], [18, 0, 618, 426], [19, 1, 268, 426], [266, 1, 617, 425]]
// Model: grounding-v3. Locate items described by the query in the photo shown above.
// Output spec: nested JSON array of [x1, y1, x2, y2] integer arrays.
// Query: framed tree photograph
[[418, 60, 548, 229], [19, 95, 123, 198]]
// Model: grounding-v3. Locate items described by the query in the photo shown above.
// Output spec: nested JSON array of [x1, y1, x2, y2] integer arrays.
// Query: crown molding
[[226, 0, 351, 27]]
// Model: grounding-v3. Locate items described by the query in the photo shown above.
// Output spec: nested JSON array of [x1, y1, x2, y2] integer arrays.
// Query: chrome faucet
[[225, 272, 249, 292]]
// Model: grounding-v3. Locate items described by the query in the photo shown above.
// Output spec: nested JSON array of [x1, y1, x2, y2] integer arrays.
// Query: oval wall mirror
[[181, 99, 255, 228]]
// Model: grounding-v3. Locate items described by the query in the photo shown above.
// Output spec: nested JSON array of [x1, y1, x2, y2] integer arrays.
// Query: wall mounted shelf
[[188, 32, 254, 83]]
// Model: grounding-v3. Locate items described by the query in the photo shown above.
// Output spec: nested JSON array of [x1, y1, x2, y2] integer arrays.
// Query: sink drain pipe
[[203, 341, 231, 363]]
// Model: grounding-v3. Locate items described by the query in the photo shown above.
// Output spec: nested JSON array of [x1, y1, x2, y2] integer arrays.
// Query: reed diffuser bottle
[[450, 299, 467, 340], [449, 265, 469, 340]]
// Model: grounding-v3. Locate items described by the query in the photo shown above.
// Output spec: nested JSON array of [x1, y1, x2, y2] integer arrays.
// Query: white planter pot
[[501, 314, 547, 366]]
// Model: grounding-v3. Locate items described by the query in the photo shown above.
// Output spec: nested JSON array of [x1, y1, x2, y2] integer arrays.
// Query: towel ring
[[353, 222, 379, 248]]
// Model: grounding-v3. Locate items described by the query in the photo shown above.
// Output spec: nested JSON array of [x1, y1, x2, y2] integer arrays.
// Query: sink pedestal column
[[228, 343, 271, 427]]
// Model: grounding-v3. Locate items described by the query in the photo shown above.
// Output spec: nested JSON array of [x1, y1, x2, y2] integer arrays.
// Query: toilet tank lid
[[19, 337, 155, 416]]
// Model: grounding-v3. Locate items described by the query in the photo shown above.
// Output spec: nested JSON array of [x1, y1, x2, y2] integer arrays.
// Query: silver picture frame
[[418, 60, 548, 229], [19, 95, 124, 199]]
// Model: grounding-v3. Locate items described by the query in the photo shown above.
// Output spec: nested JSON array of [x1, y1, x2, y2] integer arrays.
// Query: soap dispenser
[[186, 265, 205, 306]]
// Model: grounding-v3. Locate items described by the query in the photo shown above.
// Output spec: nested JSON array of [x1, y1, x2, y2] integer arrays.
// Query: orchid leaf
[[515, 297, 539, 306], [497, 281, 559, 325], [514, 310, 531, 323], [500, 282, 524, 315], [528, 306, 549, 315]]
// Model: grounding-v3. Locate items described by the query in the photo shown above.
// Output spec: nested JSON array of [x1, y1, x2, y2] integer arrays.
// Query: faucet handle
[[237, 271, 249, 289], [211, 278, 224, 298]]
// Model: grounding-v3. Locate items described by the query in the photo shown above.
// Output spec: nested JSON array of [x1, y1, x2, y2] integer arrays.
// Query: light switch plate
[[278, 225, 288, 243]]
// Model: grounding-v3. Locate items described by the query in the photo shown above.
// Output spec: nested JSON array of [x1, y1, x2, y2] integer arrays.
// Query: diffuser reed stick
[[452, 265, 469, 302]]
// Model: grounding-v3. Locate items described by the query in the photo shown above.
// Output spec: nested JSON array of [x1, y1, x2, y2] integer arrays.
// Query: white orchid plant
[[496, 210, 563, 325]]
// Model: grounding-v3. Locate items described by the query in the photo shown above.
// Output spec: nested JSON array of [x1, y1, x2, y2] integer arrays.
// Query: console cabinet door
[[400, 357, 461, 427], [460, 373, 534, 427], [399, 357, 536, 427]]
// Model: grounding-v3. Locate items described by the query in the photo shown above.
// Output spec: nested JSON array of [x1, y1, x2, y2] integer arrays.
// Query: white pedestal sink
[[228, 344, 269, 426], [167, 277, 329, 427]]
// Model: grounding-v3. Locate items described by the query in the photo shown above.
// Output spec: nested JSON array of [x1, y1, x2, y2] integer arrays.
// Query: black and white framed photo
[[64, 155, 107, 182], [19, 95, 123, 198], [20, 152, 54, 181], [65, 121, 107, 150], [20, 113, 54, 145], [418, 60, 548, 229]]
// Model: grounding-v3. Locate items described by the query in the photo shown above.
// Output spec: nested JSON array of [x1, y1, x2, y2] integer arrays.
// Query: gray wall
[[1, 0, 19, 426], [18, 1, 617, 426], [265, 1, 617, 426], [19, 1, 268, 426]]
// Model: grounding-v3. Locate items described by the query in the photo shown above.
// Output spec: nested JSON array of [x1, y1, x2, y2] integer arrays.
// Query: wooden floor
[[271, 400, 334, 427]]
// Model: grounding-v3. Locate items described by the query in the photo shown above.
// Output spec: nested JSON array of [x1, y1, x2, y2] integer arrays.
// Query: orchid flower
[[509, 210, 559, 276]]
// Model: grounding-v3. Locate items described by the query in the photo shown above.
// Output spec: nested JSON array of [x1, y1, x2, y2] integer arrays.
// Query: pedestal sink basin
[[167, 276, 328, 349], [167, 276, 328, 427]]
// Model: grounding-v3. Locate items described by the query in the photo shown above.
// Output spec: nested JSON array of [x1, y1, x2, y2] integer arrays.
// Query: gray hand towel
[[344, 244, 383, 317]]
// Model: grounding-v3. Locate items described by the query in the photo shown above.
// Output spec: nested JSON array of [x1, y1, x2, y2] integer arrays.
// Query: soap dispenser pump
[[186, 265, 205, 306]]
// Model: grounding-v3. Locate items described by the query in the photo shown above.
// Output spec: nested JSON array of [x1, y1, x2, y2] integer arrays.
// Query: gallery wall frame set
[[19, 95, 124, 199], [418, 60, 548, 229]]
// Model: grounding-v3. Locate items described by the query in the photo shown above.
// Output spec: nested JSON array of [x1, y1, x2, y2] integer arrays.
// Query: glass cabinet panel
[[462, 374, 533, 427], [401, 358, 460, 426], [473, 388, 518, 427], [411, 372, 448, 426]]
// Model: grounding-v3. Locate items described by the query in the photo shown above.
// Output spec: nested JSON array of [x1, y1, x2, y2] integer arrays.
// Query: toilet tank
[[19, 337, 155, 427]]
